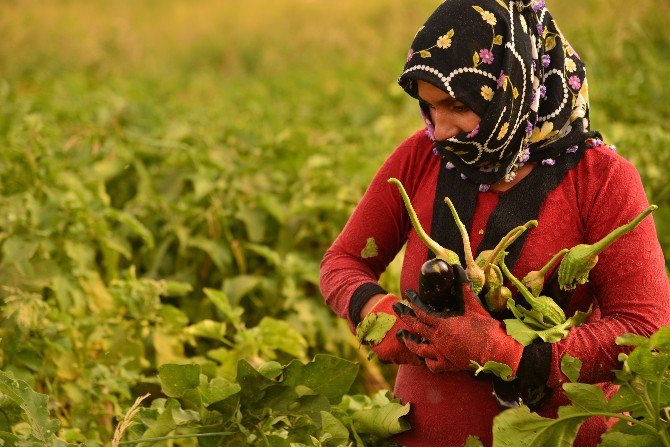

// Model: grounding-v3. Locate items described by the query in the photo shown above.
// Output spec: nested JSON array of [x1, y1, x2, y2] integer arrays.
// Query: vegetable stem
[[499, 254, 541, 310], [118, 432, 235, 445], [537, 249, 569, 277], [444, 196, 484, 291], [588, 205, 657, 256], [388, 178, 460, 265], [483, 221, 537, 277], [443, 197, 475, 270]]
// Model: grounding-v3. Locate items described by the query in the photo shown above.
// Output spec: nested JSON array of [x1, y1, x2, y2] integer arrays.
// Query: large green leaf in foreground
[[0, 370, 62, 445], [493, 328, 670, 447]]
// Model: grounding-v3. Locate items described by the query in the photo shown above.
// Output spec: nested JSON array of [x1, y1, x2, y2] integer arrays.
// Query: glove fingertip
[[403, 289, 419, 302], [392, 301, 415, 318], [395, 328, 410, 342]]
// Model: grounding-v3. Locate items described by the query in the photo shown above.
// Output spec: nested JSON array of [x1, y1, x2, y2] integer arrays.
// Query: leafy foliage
[[0, 0, 667, 445], [504, 300, 593, 346], [356, 313, 397, 346], [492, 328, 670, 447], [471, 361, 515, 382]]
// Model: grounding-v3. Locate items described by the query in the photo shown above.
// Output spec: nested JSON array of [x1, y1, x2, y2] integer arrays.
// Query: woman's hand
[[362, 294, 424, 366], [394, 266, 524, 374]]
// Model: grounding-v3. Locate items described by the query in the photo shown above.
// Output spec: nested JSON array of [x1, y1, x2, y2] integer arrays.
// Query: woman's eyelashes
[[419, 99, 470, 113]]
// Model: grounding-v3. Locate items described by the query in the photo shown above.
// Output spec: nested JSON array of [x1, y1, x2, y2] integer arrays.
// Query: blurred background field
[[0, 0, 668, 444]]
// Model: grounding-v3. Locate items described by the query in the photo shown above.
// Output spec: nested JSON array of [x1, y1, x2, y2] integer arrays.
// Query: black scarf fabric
[[399, 0, 600, 187]]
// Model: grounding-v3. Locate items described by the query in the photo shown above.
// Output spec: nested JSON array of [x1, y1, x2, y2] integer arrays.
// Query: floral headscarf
[[399, 0, 598, 187]]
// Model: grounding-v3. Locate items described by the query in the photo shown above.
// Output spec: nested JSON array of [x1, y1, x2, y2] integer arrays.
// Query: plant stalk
[[443, 197, 477, 273], [388, 178, 459, 265], [537, 249, 569, 277], [118, 432, 235, 445], [499, 254, 541, 310], [588, 205, 657, 256]]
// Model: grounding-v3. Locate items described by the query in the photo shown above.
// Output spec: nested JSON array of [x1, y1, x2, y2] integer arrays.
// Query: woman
[[319, 0, 670, 445]]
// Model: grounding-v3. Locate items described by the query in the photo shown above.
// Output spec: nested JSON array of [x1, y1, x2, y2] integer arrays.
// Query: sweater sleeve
[[546, 153, 670, 387], [319, 132, 426, 326]]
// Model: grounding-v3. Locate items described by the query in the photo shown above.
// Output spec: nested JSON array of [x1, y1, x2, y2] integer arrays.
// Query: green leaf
[[320, 411, 350, 447], [223, 275, 262, 304], [105, 208, 155, 248], [185, 319, 227, 340], [493, 35, 503, 45], [492, 405, 587, 447], [473, 51, 481, 66], [283, 355, 358, 404], [0, 370, 60, 443], [236, 206, 267, 243], [471, 360, 514, 381], [162, 281, 193, 297], [361, 237, 378, 259], [198, 377, 241, 407], [236, 359, 276, 404], [356, 312, 396, 345], [293, 394, 332, 422], [204, 288, 244, 326], [187, 237, 232, 272], [158, 364, 201, 398], [258, 317, 308, 358], [598, 432, 659, 447], [616, 333, 650, 347], [351, 402, 410, 438], [464, 435, 484, 447], [504, 306, 592, 346], [472, 5, 485, 13], [419, 50, 431, 58], [0, 431, 19, 446], [561, 383, 608, 412], [1, 237, 38, 275], [503, 318, 539, 346], [140, 399, 180, 443], [607, 385, 645, 413], [649, 326, 670, 351], [626, 344, 670, 381], [560, 354, 582, 383], [258, 361, 284, 380]]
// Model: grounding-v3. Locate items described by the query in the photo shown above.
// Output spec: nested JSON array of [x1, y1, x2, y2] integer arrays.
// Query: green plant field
[[0, 0, 668, 445]]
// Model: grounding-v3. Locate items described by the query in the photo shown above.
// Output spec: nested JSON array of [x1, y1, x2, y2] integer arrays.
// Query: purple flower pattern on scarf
[[479, 49, 494, 64], [569, 76, 582, 90]]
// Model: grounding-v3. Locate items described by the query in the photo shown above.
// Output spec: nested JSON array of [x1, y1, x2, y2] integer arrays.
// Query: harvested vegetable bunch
[[476, 222, 537, 312], [499, 251, 593, 346], [500, 252, 566, 326], [388, 177, 536, 312], [558, 205, 657, 290]]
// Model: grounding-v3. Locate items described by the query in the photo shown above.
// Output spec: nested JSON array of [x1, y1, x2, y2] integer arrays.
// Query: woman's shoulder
[[573, 142, 641, 188], [381, 129, 437, 174], [567, 142, 648, 224], [394, 129, 435, 156]]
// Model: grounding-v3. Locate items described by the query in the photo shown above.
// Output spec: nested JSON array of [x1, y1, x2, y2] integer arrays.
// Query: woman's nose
[[432, 112, 461, 141]]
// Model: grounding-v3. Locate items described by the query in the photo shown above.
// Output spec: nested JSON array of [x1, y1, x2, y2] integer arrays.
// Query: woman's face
[[417, 80, 481, 141]]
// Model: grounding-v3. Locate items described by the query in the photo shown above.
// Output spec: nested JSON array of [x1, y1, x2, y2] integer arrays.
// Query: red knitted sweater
[[319, 130, 670, 447]]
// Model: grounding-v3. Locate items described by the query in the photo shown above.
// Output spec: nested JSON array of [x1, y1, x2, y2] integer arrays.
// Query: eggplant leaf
[[356, 312, 396, 346], [560, 354, 582, 383], [471, 360, 515, 381]]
